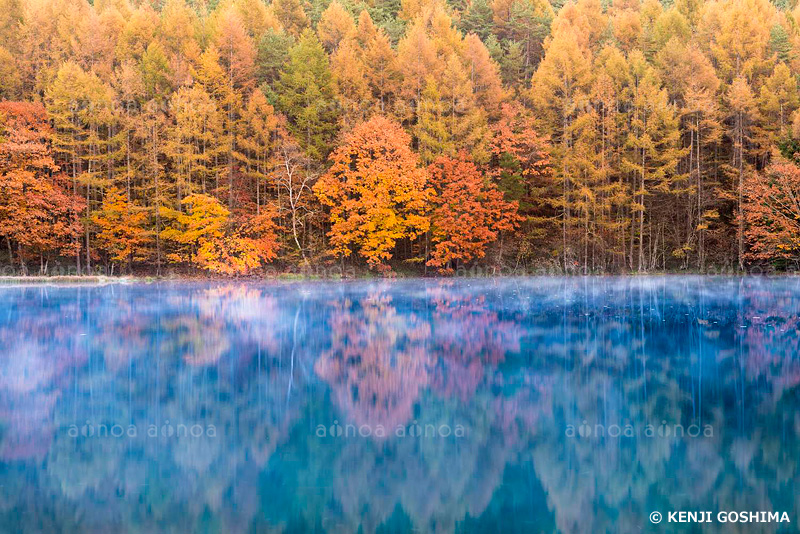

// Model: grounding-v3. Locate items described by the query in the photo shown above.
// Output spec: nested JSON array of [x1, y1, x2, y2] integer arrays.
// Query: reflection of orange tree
[[316, 285, 527, 428], [739, 286, 800, 401], [165, 286, 282, 367], [427, 285, 522, 401], [93, 293, 151, 373], [315, 293, 432, 429], [301, 286, 549, 534], [0, 291, 88, 461], [165, 313, 230, 366], [21, 283, 302, 533]]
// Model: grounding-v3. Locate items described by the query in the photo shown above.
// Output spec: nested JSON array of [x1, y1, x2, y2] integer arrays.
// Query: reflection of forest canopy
[[0, 279, 798, 532]]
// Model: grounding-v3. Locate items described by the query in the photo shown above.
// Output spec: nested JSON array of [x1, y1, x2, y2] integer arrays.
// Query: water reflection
[[0, 278, 798, 533]]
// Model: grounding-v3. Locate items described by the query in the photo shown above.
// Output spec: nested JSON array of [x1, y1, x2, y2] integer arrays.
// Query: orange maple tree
[[743, 156, 800, 262], [314, 115, 431, 270], [427, 153, 520, 272], [161, 193, 279, 275], [92, 187, 151, 272], [0, 102, 82, 274]]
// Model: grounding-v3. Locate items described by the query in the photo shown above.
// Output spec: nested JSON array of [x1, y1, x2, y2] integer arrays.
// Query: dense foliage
[[2, 0, 800, 274]]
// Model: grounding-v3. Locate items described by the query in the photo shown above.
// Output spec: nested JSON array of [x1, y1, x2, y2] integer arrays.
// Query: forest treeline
[[1, 0, 800, 275]]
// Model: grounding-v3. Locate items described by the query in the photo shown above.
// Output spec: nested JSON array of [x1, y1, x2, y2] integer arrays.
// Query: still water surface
[[0, 277, 798, 533]]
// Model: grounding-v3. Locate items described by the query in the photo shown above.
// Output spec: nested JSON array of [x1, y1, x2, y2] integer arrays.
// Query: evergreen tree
[[275, 28, 340, 161]]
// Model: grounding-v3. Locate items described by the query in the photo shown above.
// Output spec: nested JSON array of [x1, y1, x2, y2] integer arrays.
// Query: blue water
[[0, 277, 798, 533]]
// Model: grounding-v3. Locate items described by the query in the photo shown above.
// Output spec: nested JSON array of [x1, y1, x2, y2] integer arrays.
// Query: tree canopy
[[2, 0, 800, 274]]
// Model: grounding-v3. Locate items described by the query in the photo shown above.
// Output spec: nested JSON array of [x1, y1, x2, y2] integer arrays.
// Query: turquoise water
[[0, 277, 798, 533]]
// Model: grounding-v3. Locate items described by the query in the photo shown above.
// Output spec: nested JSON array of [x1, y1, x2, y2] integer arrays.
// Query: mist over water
[[0, 277, 798, 533]]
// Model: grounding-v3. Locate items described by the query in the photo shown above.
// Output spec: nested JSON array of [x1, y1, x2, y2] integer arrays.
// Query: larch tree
[[415, 52, 489, 164], [621, 51, 686, 272], [441, 53, 490, 162], [699, 0, 774, 84], [331, 38, 371, 129], [463, 33, 506, 119], [530, 24, 592, 270], [271, 0, 309, 37], [116, 3, 159, 63], [136, 99, 168, 275], [46, 61, 113, 273], [239, 88, 278, 216], [194, 46, 240, 207], [658, 39, 723, 269], [166, 85, 223, 203], [759, 63, 799, 141], [588, 46, 631, 271], [358, 11, 402, 114], [397, 19, 442, 120], [415, 79, 452, 163], [140, 42, 172, 101], [726, 76, 761, 270], [0, 46, 22, 99], [15, 0, 87, 95], [317, 1, 356, 52], [110, 60, 146, 205], [230, 0, 274, 38], [214, 7, 257, 209], [159, 0, 197, 61], [567, 96, 605, 272]]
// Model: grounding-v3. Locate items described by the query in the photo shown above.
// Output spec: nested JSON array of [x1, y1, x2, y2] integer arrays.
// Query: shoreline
[[1, 271, 799, 286]]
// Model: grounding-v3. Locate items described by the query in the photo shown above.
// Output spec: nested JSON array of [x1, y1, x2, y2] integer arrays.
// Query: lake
[[0, 277, 798, 533]]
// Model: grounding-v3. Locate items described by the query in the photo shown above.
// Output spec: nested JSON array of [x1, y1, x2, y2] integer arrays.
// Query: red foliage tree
[[743, 156, 800, 263], [427, 153, 520, 272], [0, 102, 82, 273]]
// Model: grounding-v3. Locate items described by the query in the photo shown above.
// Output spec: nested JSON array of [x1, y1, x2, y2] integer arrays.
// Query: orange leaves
[[317, 0, 356, 52], [314, 116, 432, 270], [232, 207, 281, 266], [427, 153, 520, 272], [490, 103, 551, 180], [314, 116, 524, 273], [213, 5, 257, 93], [743, 156, 800, 261], [92, 187, 150, 267], [0, 102, 56, 171], [0, 102, 82, 266], [161, 193, 279, 275]]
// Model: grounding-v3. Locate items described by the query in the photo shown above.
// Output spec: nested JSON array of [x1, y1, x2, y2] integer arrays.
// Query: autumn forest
[[1, 0, 800, 275]]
